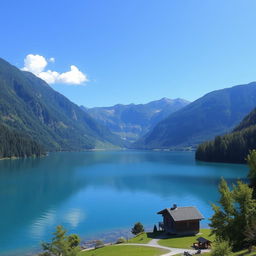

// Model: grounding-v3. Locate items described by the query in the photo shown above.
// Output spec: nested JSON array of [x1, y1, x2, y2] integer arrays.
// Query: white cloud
[[22, 54, 47, 74], [38, 70, 60, 84], [58, 65, 87, 84], [21, 54, 88, 85]]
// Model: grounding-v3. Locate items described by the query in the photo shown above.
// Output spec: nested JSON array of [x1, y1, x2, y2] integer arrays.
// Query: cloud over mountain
[[22, 54, 88, 85]]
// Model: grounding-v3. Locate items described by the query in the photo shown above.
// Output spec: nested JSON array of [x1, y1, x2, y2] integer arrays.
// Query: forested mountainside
[[134, 82, 256, 149], [0, 58, 123, 152], [83, 98, 189, 143], [196, 108, 256, 163], [0, 123, 45, 158]]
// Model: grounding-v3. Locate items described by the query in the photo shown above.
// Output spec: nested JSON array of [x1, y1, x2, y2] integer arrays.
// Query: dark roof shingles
[[158, 206, 204, 221], [197, 237, 212, 243]]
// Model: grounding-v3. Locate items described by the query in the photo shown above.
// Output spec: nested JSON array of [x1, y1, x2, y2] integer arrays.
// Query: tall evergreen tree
[[244, 222, 256, 252], [40, 225, 81, 256], [247, 150, 256, 198], [210, 179, 256, 250]]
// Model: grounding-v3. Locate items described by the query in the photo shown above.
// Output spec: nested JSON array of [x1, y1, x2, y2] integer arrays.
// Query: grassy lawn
[[78, 245, 169, 256], [232, 249, 256, 256], [173, 249, 256, 256], [127, 232, 153, 244], [157, 229, 214, 249]]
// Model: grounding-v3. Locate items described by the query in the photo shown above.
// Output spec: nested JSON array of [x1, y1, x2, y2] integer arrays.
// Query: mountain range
[[2, 57, 256, 159], [0, 58, 123, 154], [134, 82, 256, 149], [82, 98, 189, 143]]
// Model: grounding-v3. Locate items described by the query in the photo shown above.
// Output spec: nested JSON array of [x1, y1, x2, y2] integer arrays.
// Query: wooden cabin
[[157, 204, 204, 235]]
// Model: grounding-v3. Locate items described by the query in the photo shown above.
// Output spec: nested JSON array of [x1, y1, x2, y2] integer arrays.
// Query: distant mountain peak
[[160, 97, 172, 102], [134, 81, 256, 149], [82, 97, 189, 144]]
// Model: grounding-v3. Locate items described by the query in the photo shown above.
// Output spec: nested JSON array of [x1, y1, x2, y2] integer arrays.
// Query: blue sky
[[1, 0, 256, 107]]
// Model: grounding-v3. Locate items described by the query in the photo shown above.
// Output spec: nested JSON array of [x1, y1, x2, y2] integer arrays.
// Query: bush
[[116, 237, 126, 244], [211, 240, 232, 256], [94, 240, 104, 249], [131, 222, 144, 235], [153, 225, 157, 233]]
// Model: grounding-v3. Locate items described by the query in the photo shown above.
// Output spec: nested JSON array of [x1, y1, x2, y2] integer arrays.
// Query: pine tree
[[40, 225, 81, 256], [210, 179, 256, 250], [247, 150, 256, 198]]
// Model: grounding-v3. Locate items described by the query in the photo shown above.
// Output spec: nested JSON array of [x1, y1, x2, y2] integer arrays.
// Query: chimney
[[171, 204, 177, 210]]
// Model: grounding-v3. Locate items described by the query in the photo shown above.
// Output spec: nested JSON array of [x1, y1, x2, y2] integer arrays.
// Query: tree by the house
[[40, 225, 81, 256], [244, 221, 256, 252], [210, 239, 232, 256], [131, 222, 144, 235], [209, 178, 256, 250], [247, 149, 256, 198]]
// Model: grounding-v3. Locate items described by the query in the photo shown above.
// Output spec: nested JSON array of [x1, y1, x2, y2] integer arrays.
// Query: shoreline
[[1, 225, 212, 255]]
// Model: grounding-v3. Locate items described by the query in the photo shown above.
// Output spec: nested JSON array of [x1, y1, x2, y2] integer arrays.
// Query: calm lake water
[[0, 151, 247, 255]]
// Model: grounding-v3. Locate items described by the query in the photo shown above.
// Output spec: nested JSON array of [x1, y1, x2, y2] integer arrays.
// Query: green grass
[[127, 232, 153, 244], [157, 229, 214, 249], [78, 245, 169, 256], [232, 249, 256, 256], [174, 249, 256, 256]]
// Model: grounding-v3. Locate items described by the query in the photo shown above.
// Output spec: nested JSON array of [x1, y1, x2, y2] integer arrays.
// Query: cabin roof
[[197, 237, 212, 243], [157, 206, 204, 221]]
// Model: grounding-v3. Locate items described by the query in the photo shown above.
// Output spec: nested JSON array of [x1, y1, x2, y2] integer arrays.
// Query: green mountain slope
[[0, 123, 45, 158], [134, 82, 256, 149], [82, 98, 189, 143], [196, 108, 256, 163], [0, 58, 123, 151]]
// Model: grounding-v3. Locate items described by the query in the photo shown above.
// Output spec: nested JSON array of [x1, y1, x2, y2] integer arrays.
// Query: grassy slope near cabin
[[158, 229, 213, 249], [127, 232, 153, 244], [78, 245, 168, 256], [174, 249, 256, 255]]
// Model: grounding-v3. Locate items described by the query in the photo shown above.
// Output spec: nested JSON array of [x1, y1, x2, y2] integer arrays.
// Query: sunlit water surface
[[0, 151, 247, 255]]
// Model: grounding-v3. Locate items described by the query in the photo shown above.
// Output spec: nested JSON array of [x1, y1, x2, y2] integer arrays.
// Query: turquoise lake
[[0, 151, 248, 255]]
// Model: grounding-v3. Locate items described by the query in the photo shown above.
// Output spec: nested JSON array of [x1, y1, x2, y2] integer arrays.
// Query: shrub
[[131, 222, 144, 235], [94, 240, 104, 249], [116, 237, 126, 244]]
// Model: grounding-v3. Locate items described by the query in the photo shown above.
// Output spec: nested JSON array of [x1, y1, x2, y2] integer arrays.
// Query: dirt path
[[119, 239, 211, 256]]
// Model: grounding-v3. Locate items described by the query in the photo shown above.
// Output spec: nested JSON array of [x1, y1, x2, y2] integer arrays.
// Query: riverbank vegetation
[[0, 123, 45, 159], [39, 225, 81, 256], [196, 108, 256, 164]]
